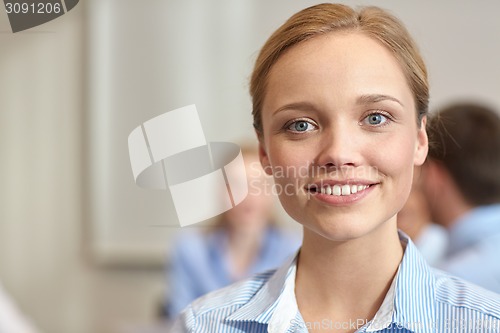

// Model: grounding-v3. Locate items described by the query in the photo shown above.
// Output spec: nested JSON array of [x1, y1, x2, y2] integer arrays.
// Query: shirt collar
[[388, 232, 436, 333], [226, 232, 436, 333], [225, 250, 298, 324]]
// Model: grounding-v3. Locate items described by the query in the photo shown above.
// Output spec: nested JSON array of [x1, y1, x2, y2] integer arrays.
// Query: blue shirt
[[172, 232, 500, 332], [438, 204, 500, 293], [167, 227, 301, 317]]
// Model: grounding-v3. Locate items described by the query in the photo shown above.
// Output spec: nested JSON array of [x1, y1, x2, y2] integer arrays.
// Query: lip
[[305, 179, 379, 206]]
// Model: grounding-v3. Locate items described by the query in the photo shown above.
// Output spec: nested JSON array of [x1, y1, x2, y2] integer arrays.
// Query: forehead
[[263, 32, 413, 111]]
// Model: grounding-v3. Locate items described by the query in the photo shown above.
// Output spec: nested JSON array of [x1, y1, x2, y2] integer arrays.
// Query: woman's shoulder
[[191, 269, 274, 314], [173, 269, 277, 331], [432, 267, 500, 320]]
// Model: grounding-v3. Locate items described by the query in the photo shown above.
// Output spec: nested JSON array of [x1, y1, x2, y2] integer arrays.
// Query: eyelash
[[283, 118, 318, 134], [361, 110, 394, 127], [282, 110, 394, 134]]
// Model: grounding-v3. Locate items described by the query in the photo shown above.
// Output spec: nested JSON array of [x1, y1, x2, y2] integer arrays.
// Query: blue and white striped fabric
[[172, 232, 500, 332]]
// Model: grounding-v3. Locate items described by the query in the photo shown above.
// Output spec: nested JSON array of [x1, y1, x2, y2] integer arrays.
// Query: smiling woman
[[172, 4, 500, 333], [259, 32, 427, 245]]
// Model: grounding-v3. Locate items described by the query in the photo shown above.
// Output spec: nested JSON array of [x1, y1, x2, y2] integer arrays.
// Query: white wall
[[0, 4, 165, 333], [0, 4, 89, 332], [0, 1, 499, 333]]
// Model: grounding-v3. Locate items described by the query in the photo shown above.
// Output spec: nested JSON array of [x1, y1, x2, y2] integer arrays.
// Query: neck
[[399, 215, 429, 240], [295, 217, 403, 327], [226, 224, 266, 247], [430, 173, 474, 229], [225, 226, 266, 280], [434, 190, 473, 229]]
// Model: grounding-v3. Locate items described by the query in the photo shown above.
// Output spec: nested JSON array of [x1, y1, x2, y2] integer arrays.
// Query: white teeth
[[341, 185, 351, 195], [325, 186, 332, 195], [319, 184, 370, 196], [332, 185, 341, 196]]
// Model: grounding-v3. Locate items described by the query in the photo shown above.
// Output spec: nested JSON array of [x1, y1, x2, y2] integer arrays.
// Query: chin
[[306, 219, 376, 242], [292, 207, 396, 243]]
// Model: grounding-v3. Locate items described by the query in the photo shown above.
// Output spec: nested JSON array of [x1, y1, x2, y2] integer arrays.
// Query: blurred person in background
[[423, 102, 500, 292], [398, 168, 448, 266], [165, 145, 300, 318]]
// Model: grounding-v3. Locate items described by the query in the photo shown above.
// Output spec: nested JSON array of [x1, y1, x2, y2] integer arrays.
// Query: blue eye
[[287, 120, 316, 132], [364, 113, 388, 126]]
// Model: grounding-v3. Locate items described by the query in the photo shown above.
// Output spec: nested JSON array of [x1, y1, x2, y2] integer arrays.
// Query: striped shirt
[[172, 232, 500, 332]]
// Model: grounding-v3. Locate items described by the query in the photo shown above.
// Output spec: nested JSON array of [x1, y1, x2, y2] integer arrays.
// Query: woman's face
[[258, 32, 428, 241]]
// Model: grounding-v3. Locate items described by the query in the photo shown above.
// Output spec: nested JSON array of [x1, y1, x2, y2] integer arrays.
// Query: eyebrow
[[356, 94, 404, 107], [271, 102, 317, 116], [271, 94, 405, 116]]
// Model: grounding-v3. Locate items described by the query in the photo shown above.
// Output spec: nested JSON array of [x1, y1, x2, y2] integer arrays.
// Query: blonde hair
[[250, 3, 428, 134]]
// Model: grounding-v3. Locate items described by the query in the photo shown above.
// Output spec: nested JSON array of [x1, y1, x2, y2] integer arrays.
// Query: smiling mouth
[[307, 183, 376, 196]]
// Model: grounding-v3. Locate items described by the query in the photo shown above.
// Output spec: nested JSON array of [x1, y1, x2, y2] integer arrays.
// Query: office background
[[1, 1, 499, 332]]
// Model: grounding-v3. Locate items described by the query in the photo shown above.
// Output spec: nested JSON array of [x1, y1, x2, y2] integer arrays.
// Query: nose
[[315, 122, 362, 169]]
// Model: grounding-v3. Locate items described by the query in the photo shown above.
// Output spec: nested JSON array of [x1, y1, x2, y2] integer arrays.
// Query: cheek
[[382, 128, 417, 166], [377, 134, 416, 198], [268, 144, 317, 195]]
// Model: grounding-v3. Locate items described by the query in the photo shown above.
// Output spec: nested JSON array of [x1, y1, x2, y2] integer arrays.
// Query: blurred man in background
[[423, 102, 500, 293], [398, 169, 448, 266]]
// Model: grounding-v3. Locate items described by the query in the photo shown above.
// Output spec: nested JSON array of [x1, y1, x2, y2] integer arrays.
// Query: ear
[[414, 116, 429, 166], [258, 139, 273, 176]]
